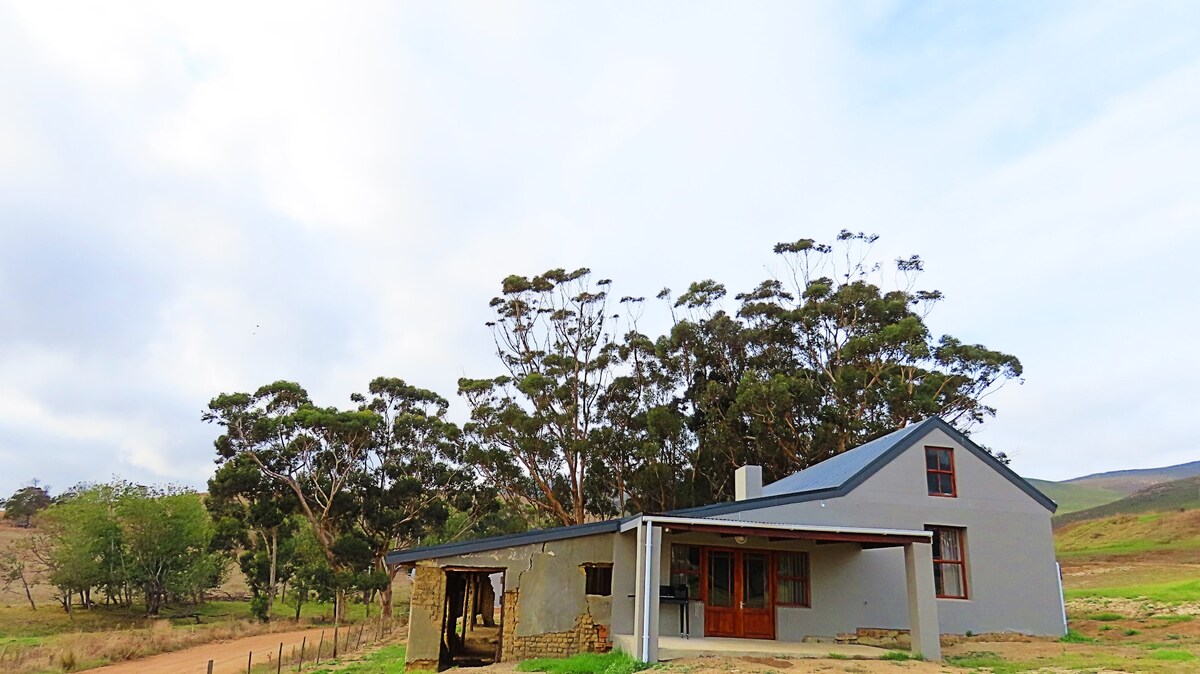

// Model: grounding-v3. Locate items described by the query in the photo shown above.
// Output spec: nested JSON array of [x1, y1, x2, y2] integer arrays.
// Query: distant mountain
[[1026, 479, 1124, 515], [1063, 460, 1200, 494], [1054, 475, 1200, 527]]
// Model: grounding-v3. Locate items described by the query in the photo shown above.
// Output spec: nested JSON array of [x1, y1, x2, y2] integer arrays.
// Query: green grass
[[197, 599, 375, 624], [1085, 612, 1125, 621], [879, 650, 920, 661], [306, 644, 409, 674], [517, 651, 650, 674], [946, 651, 1020, 673], [1148, 649, 1196, 662], [1059, 628, 1096, 643], [1065, 579, 1200, 604], [1152, 614, 1196, 624]]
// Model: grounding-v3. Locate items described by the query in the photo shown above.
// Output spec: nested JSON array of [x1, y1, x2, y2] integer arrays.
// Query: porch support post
[[632, 521, 662, 663], [903, 542, 941, 661]]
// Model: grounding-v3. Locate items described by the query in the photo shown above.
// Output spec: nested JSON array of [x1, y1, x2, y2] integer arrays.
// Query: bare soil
[[84, 627, 330, 674]]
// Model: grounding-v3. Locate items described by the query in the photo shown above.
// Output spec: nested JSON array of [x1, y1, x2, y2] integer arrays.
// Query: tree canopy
[[460, 233, 1022, 520]]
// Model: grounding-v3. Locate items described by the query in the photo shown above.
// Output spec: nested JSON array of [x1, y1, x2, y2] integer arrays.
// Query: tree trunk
[[19, 569, 36, 611], [268, 530, 278, 618], [380, 562, 400, 619]]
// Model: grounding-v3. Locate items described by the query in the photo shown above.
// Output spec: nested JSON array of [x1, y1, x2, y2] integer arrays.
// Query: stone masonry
[[405, 566, 447, 671], [500, 590, 611, 661]]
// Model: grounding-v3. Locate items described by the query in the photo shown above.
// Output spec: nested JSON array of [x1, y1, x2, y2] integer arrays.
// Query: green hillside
[[1054, 475, 1200, 527], [1026, 478, 1123, 514], [1064, 460, 1200, 494]]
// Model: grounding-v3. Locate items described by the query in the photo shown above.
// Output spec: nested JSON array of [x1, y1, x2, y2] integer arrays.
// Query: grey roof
[[762, 422, 930, 496], [385, 518, 626, 566], [669, 416, 1057, 517]]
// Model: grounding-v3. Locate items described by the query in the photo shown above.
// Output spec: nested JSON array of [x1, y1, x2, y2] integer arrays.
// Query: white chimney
[[735, 465, 763, 501]]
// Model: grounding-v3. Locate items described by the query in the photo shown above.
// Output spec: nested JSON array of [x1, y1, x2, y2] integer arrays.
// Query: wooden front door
[[704, 549, 774, 639]]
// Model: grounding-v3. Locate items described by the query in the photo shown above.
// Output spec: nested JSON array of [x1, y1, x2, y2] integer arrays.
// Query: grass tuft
[[879, 650, 920, 661], [517, 651, 650, 674], [1059, 628, 1096, 643]]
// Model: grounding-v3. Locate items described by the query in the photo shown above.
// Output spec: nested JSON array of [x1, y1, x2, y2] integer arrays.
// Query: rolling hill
[[1054, 474, 1200, 527], [1025, 478, 1124, 514], [1063, 460, 1200, 494]]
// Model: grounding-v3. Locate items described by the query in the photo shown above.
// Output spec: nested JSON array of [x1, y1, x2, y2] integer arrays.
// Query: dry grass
[[0, 520, 414, 673]]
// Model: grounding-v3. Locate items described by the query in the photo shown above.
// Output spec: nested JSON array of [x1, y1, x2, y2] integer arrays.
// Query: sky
[[1, 1, 1199, 499]]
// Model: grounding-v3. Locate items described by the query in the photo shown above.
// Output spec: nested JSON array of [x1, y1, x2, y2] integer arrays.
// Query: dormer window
[[926, 446, 956, 497]]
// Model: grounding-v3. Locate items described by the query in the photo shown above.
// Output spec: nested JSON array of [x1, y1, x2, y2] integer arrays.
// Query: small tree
[[3, 481, 52, 528]]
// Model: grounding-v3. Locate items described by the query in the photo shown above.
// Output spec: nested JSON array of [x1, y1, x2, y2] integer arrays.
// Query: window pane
[[671, 545, 700, 573], [669, 572, 699, 600], [939, 563, 965, 598], [927, 472, 941, 494], [937, 450, 952, 471], [743, 554, 768, 609], [939, 529, 962, 561], [777, 552, 804, 578], [708, 551, 734, 607], [941, 474, 955, 494], [926, 449, 939, 470], [778, 578, 804, 605]]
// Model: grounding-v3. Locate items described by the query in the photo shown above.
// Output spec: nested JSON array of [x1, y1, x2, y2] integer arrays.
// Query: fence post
[[207, 660, 214, 674], [333, 624, 339, 658], [316, 630, 324, 664], [298, 636, 307, 671], [247, 650, 253, 674], [277, 642, 284, 674], [358, 622, 365, 649]]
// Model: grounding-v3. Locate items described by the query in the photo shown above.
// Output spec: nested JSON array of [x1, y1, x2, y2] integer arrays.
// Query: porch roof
[[621, 514, 932, 547]]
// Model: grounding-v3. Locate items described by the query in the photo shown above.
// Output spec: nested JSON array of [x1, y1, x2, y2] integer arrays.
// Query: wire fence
[[205, 616, 402, 673]]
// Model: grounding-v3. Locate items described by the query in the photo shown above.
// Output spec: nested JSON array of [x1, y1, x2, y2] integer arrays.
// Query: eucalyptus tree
[[350, 376, 478, 617], [205, 376, 477, 619], [207, 455, 299, 620], [458, 268, 618, 526], [728, 231, 1022, 479]]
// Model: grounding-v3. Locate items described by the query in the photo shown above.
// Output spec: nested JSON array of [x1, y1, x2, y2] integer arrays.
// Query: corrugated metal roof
[[762, 421, 932, 496], [385, 518, 627, 566]]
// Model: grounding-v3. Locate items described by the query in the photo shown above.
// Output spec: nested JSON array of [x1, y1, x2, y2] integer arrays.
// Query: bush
[[249, 595, 270, 623]]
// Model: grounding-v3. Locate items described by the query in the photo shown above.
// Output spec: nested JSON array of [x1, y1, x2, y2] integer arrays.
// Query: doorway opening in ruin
[[442, 568, 506, 667]]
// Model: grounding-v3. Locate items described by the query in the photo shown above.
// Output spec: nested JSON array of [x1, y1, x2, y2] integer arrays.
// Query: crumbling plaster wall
[[407, 532, 615, 665]]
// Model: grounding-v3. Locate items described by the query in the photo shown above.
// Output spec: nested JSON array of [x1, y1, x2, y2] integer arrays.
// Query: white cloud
[[1, 0, 1198, 497]]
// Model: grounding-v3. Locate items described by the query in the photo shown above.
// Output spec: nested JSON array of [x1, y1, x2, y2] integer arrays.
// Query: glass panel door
[[742, 553, 768, 609], [707, 550, 734, 608]]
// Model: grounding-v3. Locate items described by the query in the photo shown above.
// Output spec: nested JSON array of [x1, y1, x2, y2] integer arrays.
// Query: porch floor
[[611, 635, 893, 661]]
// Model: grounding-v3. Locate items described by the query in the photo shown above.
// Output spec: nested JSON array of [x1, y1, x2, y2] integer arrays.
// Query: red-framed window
[[669, 545, 701, 600], [775, 551, 810, 607], [927, 526, 968, 599], [925, 446, 957, 497]]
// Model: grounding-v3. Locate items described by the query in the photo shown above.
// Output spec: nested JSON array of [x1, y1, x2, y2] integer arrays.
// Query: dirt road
[[87, 627, 348, 674]]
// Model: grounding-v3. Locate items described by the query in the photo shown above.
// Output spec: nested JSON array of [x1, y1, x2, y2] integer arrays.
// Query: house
[[387, 416, 1066, 669]]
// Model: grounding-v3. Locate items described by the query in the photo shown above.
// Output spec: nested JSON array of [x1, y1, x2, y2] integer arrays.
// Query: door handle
[[739, 601, 744, 609]]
